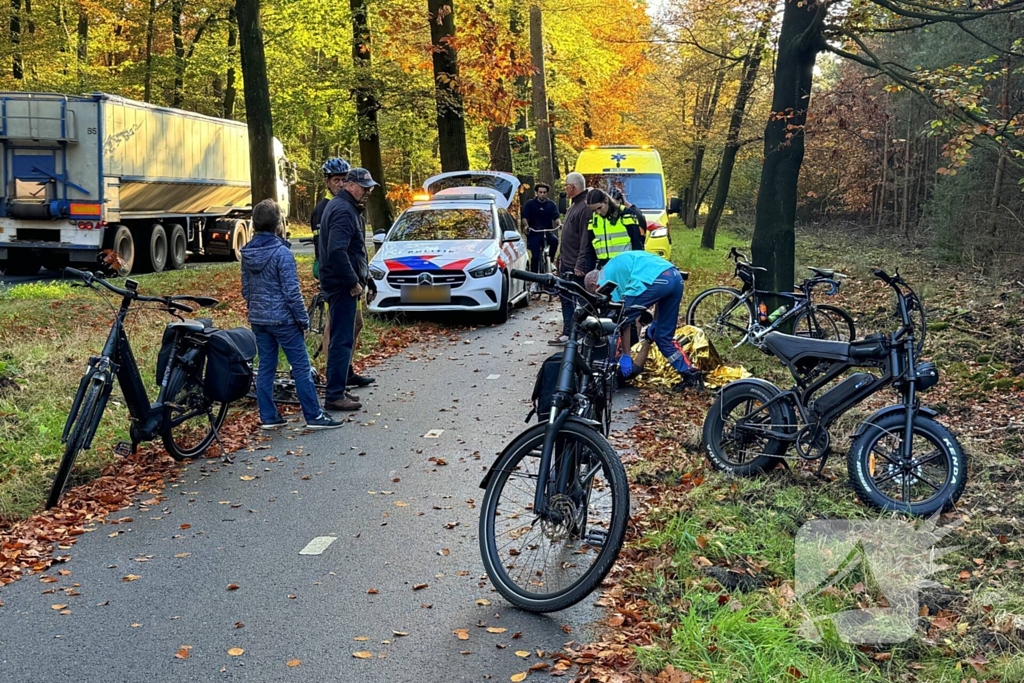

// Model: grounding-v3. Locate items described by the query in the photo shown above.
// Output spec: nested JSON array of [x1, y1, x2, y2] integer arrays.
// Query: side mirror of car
[[558, 193, 567, 215], [669, 197, 682, 215], [502, 230, 522, 243], [372, 233, 386, 247]]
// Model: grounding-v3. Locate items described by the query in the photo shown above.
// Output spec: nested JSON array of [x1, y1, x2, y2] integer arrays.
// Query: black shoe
[[672, 370, 704, 393], [347, 373, 375, 388]]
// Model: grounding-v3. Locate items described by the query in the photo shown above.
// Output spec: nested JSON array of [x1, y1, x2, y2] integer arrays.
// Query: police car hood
[[374, 239, 498, 271]]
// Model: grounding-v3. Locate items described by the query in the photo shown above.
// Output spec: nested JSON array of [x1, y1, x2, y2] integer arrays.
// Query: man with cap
[[318, 167, 379, 411]]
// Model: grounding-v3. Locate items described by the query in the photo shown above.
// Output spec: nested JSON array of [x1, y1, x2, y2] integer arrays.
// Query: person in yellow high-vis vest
[[585, 188, 645, 267]]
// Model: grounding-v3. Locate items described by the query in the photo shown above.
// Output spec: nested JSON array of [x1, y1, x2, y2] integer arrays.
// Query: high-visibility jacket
[[590, 209, 639, 262]]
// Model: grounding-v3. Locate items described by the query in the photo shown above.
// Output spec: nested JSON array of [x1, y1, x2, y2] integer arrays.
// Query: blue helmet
[[321, 157, 351, 178]]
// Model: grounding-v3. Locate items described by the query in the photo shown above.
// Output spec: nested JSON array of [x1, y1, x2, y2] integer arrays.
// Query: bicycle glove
[[618, 355, 635, 378]]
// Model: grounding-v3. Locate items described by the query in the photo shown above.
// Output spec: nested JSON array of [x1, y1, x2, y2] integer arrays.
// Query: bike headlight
[[469, 262, 498, 278], [369, 266, 386, 281], [648, 226, 668, 238]]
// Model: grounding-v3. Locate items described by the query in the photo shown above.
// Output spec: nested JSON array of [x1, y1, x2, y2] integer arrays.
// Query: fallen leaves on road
[[413, 582, 428, 590], [228, 648, 244, 656], [454, 628, 470, 640], [287, 659, 301, 667], [227, 583, 240, 590], [174, 646, 191, 660], [122, 574, 140, 582], [511, 673, 528, 682], [486, 627, 507, 634], [352, 651, 373, 659]]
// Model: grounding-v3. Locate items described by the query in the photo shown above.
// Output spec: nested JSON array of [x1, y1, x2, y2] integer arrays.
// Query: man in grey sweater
[[549, 172, 596, 345]]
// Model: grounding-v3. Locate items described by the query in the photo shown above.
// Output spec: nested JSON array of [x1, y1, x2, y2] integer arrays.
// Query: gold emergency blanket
[[631, 324, 751, 389]]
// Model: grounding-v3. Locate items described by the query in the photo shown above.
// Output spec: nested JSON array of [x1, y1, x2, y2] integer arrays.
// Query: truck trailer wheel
[[167, 224, 187, 270], [137, 223, 168, 273], [105, 225, 135, 276], [230, 222, 249, 262]]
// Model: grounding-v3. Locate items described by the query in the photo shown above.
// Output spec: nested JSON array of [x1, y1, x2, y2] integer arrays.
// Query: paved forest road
[[0, 300, 637, 682]]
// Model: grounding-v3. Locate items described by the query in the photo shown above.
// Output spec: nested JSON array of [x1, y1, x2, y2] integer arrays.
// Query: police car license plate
[[402, 285, 450, 304]]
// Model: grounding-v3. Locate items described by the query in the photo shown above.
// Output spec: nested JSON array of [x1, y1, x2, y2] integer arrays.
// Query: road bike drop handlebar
[[64, 267, 219, 314]]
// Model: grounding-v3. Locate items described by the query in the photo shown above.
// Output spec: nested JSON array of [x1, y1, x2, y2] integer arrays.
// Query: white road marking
[[424, 429, 444, 438], [299, 536, 337, 555], [486, 374, 501, 380]]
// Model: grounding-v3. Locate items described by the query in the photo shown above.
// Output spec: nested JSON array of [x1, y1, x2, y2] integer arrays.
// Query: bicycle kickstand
[[207, 411, 233, 463]]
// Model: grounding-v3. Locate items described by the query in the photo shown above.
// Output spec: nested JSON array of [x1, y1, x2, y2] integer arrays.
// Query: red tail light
[[77, 221, 94, 230]]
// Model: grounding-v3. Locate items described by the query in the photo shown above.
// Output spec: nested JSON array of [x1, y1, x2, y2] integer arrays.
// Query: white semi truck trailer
[[0, 92, 295, 276]]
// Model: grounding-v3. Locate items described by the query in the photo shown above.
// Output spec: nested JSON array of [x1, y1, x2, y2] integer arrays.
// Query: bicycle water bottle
[[768, 305, 788, 323]]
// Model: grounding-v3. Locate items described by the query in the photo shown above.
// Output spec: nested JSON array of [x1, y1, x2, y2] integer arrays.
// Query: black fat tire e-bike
[[702, 268, 966, 516], [47, 268, 222, 509], [687, 247, 856, 350], [478, 269, 631, 612]]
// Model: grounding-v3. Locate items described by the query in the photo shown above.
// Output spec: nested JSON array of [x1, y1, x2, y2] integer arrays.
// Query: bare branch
[[868, 0, 1024, 23]]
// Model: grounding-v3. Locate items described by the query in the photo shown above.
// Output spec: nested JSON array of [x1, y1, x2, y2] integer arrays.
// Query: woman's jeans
[[252, 323, 322, 422]]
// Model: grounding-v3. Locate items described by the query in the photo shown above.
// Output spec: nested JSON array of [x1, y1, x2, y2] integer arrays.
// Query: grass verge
[[574, 220, 1023, 683]]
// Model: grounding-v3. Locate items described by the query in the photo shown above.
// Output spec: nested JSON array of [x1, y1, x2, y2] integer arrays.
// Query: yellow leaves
[[352, 651, 373, 659], [240, 475, 255, 481], [287, 659, 301, 667], [228, 648, 244, 656], [50, 604, 67, 610], [454, 628, 470, 640], [122, 574, 141, 582], [486, 627, 507, 634], [510, 673, 528, 682], [515, 650, 530, 658], [475, 598, 490, 606]]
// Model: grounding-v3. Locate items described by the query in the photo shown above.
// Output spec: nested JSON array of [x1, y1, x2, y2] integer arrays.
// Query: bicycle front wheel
[[479, 420, 629, 613], [47, 380, 106, 509], [686, 287, 752, 349], [162, 367, 228, 460], [794, 304, 856, 342]]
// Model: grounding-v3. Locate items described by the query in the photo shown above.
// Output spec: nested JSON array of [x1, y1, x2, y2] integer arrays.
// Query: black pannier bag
[[203, 327, 257, 404], [528, 352, 573, 422]]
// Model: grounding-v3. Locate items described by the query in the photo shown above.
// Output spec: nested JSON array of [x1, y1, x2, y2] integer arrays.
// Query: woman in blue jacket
[[241, 200, 342, 430]]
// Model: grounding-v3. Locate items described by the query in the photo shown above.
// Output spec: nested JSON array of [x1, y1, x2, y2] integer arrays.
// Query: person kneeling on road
[[241, 200, 343, 430], [584, 251, 703, 392]]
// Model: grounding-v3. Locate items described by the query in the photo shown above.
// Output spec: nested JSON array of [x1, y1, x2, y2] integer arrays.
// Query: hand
[[574, 267, 585, 277], [350, 283, 364, 298]]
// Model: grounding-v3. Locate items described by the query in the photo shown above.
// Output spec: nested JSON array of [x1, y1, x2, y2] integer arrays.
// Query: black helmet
[[321, 157, 351, 178], [609, 187, 625, 203]]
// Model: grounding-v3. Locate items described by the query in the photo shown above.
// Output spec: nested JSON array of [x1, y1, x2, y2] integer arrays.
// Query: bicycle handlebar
[[64, 268, 219, 312], [510, 268, 610, 312], [510, 269, 554, 286]]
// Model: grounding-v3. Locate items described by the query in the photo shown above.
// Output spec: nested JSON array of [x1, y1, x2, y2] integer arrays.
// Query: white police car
[[367, 171, 530, 323]]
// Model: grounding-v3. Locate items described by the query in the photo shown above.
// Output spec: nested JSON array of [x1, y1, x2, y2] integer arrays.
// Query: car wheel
[[488, 274, 510, 325]]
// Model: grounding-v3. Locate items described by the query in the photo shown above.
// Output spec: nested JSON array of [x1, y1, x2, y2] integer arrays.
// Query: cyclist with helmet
[[311, 157, 352, 266]]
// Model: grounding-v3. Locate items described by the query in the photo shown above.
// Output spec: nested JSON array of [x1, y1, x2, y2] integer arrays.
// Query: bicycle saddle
[[808, 267, 847, 279], [763, 332, 850, 364]]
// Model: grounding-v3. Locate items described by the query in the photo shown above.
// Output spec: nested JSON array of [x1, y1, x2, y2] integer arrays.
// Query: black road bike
[[702, 268, 966, 516], [47, 268, 222, 509], [478, 269, 631, 612], [687, 247, 856, 350]]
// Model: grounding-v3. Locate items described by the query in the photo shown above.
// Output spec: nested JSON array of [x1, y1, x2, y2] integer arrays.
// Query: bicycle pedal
[[113, 441, 134, 457], [584, 529, 608, 548]]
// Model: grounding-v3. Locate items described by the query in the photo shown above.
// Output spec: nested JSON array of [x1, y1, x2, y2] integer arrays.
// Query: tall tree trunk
[[489, 126, 513, 172], [351, 0, 393, 232], [877, 113, 889, 228], [11, 0, 23, 79], [224, 7, 238, 118], [235, 0, 277, 203], [510, 6, 530, 171], [428, 0, 469, 172], [76, 6, 87, 64], [529, 5, 553, 187], [686, 59, 726, 228], [144, 0, 157, 102], [171, 0, 185, 107], [702, 10, 771, 249], [750, 0, 826, 296]]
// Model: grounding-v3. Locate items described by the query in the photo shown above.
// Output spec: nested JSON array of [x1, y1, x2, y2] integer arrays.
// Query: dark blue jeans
[[622, 268, 693, 375], [528, 232, 558, 273], [325, 288, 358, 402], [252, 323, 322, 422], [558, 269, 585, 336]]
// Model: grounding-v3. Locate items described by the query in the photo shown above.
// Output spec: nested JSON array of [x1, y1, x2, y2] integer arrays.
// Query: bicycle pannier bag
[[528, 352, 571, 423], [203, 327, 257, 404]]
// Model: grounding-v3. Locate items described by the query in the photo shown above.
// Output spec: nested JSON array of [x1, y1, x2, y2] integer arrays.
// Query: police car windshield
[[583, 174, 665, 211], [389, 208, 496, 241]]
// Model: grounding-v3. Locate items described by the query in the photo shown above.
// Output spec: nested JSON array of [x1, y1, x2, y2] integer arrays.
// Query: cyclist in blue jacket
[[241, 199, 342, 430]]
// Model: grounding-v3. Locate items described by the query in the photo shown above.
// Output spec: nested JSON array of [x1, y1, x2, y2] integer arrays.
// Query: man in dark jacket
[[550, 171, 595, 345], [318, 168, 378, 411]]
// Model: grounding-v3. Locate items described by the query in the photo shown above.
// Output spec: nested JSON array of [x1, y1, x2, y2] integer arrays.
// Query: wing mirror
[[372, 232, 386, 247], [669, 197, 682, 215], [502, 230, 522, 243]]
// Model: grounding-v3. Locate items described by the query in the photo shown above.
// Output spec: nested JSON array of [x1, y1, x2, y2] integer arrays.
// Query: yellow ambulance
[[573, 144, 679, 259]]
